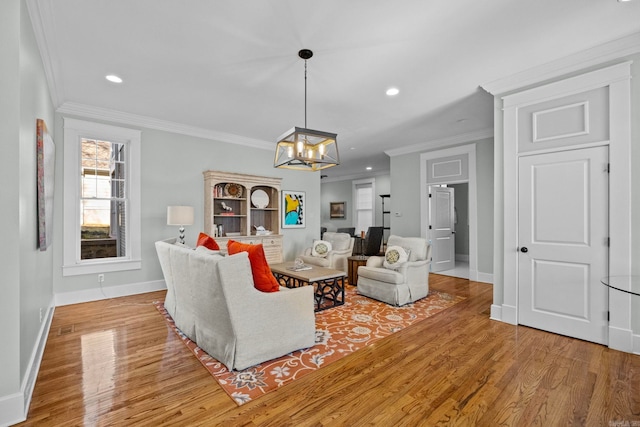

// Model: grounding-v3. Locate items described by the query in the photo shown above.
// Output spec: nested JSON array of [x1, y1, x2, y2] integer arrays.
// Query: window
[[63, 119, 141, 276], [352, 179, 375, 235]]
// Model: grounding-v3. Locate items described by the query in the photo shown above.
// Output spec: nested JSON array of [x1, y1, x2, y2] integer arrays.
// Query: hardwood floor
[[18, 275, 640, 426]]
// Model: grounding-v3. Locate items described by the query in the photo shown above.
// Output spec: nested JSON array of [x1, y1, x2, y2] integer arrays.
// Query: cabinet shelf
[[204, 171, 283, 264]]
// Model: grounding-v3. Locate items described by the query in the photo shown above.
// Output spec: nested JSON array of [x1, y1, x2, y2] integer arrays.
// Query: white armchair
[[357, 235, 432, 306], [299, 231, 355, 273]]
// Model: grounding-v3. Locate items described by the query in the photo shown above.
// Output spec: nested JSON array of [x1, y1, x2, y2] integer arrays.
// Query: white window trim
[[62, 118, 142, 276], [352, 178, 376, 230]]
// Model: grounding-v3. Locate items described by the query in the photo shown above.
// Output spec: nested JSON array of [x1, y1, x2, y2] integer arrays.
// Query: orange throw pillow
[[227, 240, 279, 293], [196, 232, 220, 250]]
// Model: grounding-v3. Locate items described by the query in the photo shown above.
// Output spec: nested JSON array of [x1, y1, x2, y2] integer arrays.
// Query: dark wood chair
[[362, 226, 384, 256], [337, 227, 356, 237]]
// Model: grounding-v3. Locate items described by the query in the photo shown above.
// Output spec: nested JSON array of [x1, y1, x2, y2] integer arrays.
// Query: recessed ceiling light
[[105, 74, 123, 83], [386, 87, 399, 96], [350, 147, 356, 150], [366, 166, 372, 170]]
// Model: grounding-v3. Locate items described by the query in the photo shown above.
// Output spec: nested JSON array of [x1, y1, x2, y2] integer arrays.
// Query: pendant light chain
[[304, 58, 308, 129]]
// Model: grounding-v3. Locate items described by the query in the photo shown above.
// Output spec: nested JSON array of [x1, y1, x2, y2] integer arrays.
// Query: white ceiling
[[28, 0, 640, 180]]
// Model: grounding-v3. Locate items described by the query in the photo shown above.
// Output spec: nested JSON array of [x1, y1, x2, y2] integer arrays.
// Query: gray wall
[[0, 0, 55, 418], [320, 174, 391, 233], [389, 138, 494, 276], [51, 121, 321, 295]]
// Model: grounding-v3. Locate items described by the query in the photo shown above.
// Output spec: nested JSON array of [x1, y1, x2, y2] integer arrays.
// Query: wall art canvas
[[37, 119, 55, 250], [282, 190, 305, 228], [330, 201, 346, 219]]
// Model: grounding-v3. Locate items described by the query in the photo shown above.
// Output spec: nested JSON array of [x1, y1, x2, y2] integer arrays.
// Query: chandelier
[[274, 49, 339, 171]]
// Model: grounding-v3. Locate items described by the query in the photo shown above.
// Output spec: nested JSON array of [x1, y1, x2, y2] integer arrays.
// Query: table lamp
[[167, 205, 194, 244]]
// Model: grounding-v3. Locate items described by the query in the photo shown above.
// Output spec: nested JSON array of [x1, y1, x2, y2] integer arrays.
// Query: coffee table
[[270, 262, 346, 312]]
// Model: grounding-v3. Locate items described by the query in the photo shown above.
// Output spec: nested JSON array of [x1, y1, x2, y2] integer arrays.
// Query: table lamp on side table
[[167, 205, 194, 244]]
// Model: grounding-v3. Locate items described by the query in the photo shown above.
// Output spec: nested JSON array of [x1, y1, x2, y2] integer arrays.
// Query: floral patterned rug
[[154, 285, 465, 406]]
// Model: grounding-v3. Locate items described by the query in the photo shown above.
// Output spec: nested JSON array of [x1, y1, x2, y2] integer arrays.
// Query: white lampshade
[[167, 206, 194, 226]]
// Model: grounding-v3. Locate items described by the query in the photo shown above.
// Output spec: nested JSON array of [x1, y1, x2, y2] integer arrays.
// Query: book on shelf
[[219, 212, 235, 216]]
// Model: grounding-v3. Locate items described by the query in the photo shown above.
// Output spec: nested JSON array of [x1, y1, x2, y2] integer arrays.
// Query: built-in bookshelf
[[203, 171, 283, 263]]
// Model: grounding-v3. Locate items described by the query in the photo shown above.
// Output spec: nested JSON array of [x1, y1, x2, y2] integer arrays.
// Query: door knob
[[520, 247, 528, 253]]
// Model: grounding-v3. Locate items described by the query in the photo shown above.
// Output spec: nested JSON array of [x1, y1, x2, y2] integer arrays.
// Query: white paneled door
[[429, 186, 455, 273], [518, 146, 608, 344]]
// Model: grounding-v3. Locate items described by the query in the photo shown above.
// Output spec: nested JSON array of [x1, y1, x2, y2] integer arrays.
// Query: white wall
[[0, 1, 56, 424], [491, 54, 640, 341]]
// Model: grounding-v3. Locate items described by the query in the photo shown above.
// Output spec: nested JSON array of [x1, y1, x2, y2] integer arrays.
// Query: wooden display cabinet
[[203, 171, 283, 264]]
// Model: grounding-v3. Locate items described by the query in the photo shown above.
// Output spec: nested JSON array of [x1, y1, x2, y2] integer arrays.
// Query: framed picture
[[282, 190, 305, 228], [330, 201, 346, 219], [36, 119, 55, 251]]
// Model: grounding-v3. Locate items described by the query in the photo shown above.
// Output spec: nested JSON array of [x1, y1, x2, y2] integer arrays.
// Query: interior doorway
[[420, 144, 477, 281], [429, 183, 470, 279]]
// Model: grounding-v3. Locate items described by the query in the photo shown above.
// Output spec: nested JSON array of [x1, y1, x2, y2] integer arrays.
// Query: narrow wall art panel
[[37, 118, 56, 250]]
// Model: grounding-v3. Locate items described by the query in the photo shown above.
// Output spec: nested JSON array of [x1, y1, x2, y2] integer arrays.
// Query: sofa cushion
[[227, 240, 279, 292], [383, 245, 409, 270], [194, 245, 223, 258], [311, 240, 332, 257], [197, 232, 220, 250]]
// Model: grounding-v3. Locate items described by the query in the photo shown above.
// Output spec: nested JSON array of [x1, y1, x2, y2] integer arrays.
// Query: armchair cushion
[[383, 245, 410, 270], [311, 240, 332, 257], [357, 235, 431, 306], [227, 240, 279, 293], [324, 232, 352, 251], [299, 232, 354, 273]]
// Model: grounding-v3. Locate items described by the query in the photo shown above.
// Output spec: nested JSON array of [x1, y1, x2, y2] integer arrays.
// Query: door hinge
[[607, 237, 610, 247], [607, 311, 610, 321], [605, 163, 610, 173], [429, 194, 432, 198], [429, 225, 432, 230]]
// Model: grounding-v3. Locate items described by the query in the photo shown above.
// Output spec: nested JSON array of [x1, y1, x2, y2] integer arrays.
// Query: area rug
[[154, 286, 465, 406]]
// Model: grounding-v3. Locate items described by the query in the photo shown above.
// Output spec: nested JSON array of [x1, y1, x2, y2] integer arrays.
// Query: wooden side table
[[347, 256, 369, 286]]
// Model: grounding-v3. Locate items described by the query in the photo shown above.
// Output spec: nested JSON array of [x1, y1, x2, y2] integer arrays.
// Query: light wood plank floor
[[17, 275, 640, 426]]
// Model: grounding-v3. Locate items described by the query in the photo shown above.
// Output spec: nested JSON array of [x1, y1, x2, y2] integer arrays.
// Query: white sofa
[[298, 231, 355, 273], [155, 240, 316, 371], [357, 235, 432, 306]]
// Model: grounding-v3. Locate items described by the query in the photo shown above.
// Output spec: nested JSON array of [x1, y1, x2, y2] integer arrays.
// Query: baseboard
[[634, 333, 640, 355], [500, 304, 517, 325], [608, 325, 634, 353], [55, 280, 166, 307], [0, 391, 24, 427], [476, 272, 493, 284], [0, 297, 55, 427], [490, 304, 502, 321]]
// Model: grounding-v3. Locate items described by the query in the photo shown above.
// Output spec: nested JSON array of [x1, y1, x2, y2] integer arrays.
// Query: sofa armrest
[[216, 253, 316, 370]]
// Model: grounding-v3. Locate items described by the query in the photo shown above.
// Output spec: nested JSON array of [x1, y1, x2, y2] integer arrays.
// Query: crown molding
[[57, 102, 274, 151], [384, 128, 493, 158], [26, 0, 64, 107], [482, 31, 640, 96], [321, 169, 390, 184]]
